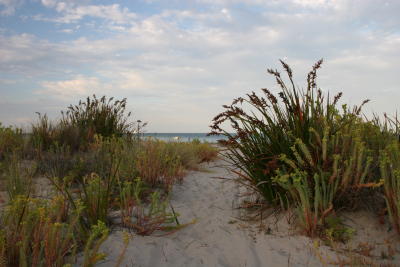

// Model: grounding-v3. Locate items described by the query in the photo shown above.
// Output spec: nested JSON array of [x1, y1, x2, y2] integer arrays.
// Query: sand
[[87, 159, 399, 267]]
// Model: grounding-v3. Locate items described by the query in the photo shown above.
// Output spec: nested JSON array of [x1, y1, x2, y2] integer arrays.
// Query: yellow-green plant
[[274, 122, 373, 237], [0, 196, 80, 266], [82, 220, 109, 267]]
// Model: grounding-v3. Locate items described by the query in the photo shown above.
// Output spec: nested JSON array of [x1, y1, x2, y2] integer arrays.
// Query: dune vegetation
[[0, 95, 218, 266], [210, 59, 400, 243]]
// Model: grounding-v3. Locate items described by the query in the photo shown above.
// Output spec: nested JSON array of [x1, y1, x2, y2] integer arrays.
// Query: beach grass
[[211, 59, 400, 240]]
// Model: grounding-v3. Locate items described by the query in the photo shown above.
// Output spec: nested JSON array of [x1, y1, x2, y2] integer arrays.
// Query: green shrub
[[0, 123, 23, 160]]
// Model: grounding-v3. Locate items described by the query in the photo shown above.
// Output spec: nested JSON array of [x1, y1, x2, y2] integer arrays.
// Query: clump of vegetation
[[0, 195, 108, 266], [0, 123, 23, 160], [134, 139, 218, 191], [31, 95, 136, 153], [4, 152, 35, 201], [61, 95, 134, 141], [210, 59, 400, 240], [0, 94, 220, 265]]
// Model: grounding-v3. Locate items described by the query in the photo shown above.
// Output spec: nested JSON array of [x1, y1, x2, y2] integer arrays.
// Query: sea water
[[142, 133, 227, 143]]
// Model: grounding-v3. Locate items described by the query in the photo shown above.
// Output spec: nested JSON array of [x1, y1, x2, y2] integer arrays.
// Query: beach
[[87, 158, 400, 267]]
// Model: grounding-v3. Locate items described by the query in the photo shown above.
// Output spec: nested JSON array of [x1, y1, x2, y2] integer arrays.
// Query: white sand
[[94, 159, 400, 267]]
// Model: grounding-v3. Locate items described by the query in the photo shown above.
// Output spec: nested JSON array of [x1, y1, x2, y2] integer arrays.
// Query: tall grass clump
[[30, 113, 58, 153], [60, 95, 134, 142], [210, 59, 367, 204], [30, 95, 136, 153], [210, 60, 373, 237]]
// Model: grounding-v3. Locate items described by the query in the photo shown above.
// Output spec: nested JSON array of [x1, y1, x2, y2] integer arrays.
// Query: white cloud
[[39, 1, 137, 24], [39, 75, 103, 99], [0, 0, 22, 15]]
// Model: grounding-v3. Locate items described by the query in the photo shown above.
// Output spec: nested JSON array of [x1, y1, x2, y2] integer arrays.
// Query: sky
[[0, 0, 399, 132]]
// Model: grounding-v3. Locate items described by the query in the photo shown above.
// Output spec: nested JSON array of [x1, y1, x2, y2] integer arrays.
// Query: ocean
[[142, 133, 227, 143]]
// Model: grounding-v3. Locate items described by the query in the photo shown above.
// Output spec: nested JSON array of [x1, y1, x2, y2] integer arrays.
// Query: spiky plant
[[210, 59, 368, 205]]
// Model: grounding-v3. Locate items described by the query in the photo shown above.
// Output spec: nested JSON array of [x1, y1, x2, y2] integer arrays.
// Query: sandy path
[[97, 160, 325, 267]]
